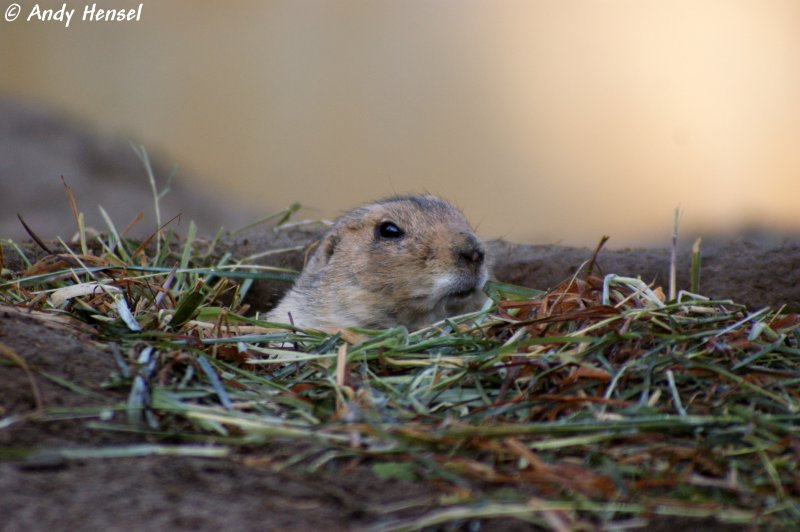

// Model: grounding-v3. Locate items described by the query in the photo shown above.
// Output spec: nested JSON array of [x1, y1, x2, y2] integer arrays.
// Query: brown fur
[[267, 195, 489, 330]]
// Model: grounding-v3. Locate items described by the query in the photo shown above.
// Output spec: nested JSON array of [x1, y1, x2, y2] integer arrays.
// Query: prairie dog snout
[[267, 195, 489, 330]]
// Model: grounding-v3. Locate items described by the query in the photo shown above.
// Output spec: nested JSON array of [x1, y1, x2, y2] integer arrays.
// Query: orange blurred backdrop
[[1, 0, 798, 246]]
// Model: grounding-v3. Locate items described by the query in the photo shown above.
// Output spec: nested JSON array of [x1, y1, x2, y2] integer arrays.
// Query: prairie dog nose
[[456, 234, 485, 266]]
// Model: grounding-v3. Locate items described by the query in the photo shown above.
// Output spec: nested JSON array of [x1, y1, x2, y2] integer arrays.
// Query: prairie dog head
[[269, 195, 489, 330]]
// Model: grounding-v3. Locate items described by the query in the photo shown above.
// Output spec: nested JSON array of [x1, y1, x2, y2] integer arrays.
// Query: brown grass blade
[[16, 214, 53, 254]]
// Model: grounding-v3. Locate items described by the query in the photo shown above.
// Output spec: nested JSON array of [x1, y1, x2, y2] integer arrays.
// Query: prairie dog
[[267, 195, 489, 330]]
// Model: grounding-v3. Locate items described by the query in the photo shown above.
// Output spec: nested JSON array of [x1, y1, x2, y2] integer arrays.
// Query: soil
[[223, 226, 800, 313], [2, 230, 796, 531], [0, 308, 444, 532]]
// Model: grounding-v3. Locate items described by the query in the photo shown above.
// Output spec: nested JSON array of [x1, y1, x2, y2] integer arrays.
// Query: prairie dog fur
[[267, 195, 489, 330]]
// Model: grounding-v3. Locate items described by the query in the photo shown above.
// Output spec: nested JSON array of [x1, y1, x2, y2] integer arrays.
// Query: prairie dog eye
[[376, 221, 405, 239]]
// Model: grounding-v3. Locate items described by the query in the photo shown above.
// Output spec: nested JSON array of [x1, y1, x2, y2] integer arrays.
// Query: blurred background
[[1, 0, 798, 246]]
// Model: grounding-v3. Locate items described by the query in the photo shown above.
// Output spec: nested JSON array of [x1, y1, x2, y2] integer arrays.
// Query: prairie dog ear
[[304, 231, 340, 273]]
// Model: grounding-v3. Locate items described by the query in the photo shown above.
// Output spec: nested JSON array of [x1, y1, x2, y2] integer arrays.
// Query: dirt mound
[[2, 231, 798, 530], [219, 226, 800, 311], [0, 96, 255, 241]]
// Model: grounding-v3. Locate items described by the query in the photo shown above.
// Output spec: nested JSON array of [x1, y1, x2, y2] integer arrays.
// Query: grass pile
[[1, 182, 799, 529]]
